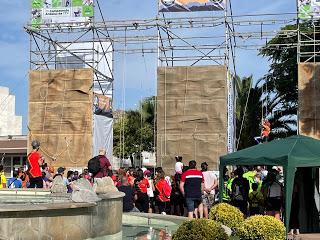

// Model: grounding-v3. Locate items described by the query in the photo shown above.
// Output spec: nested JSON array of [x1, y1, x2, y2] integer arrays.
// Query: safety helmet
[[31, 140, 40, 149]]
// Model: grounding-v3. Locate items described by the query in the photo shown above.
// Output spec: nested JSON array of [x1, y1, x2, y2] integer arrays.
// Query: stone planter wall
[[0, 192, 124, 240]]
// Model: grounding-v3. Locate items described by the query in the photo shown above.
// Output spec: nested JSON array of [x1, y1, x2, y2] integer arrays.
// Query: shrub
[[172, 219, 229, 240], [209, 203, 244, 230], [235, 215, 286, 240]]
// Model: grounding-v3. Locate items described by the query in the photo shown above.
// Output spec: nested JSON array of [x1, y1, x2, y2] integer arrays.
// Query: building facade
[[0, 87, 22, 136], [0, 135, 27, 177]]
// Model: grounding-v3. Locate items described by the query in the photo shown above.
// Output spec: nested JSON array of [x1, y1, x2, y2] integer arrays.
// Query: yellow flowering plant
[[235, 215, 286, 240], [209, 203, 245, 231], [172, 219, 229, 240]]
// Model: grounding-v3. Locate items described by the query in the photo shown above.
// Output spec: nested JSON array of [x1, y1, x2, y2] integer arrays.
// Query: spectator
[[134, 169, 150, 213], [127, 167, 135, 186], [7, 170, 21, 188], [95, 149, 112, 178], [118, 168, 127, 178], [145, 170, 155, 213], [66, 170, 74, 193], [18, 168, 29, 188], [155, 170, 171, 215], [46, 166, 55, 182], [254, 172, 263, 192], [180, 160, 204, 219], [72, 170, 79, 181], [41, 162, 48, 173], [263, 170, 283, 220], [0, 165, 6, 189], [27, 140, 44, 188], [54, 167, 68, 187], [83, 168, 91, 181], [42, 172, 51, 189], [118, 176, 138, 212], [249, 183, 264, 216], [261, 166, 268, 181], [201, 162, 218, 218], [171, 173, 184, 216], [231, 167, 250, 215], [289, 176, 300, 235], [175, 156, 183, 174]]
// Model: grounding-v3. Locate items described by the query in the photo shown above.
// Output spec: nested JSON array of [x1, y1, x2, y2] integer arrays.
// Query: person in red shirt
[[94, 149, 112, 178], [127, 167, 136, 187], [134, 168, 150, 213], [155, 169, 171, 214], [27, 140, 44, 188], [180, 160, 204, 219]]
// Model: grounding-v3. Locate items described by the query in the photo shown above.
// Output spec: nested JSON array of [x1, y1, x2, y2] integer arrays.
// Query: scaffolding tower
[[26, 1, 317, 156]]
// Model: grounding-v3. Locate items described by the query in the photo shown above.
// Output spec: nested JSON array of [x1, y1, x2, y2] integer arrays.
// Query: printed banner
[[31, 0, 94, 28], [298, 0, 320, 19], [159, 0, 225, 12]]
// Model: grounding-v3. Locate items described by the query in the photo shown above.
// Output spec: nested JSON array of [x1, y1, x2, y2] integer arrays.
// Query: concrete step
[[289, 234, 320, 240]]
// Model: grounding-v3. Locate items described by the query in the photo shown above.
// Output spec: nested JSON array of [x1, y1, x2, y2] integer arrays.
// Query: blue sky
[[0, 0, 296, 134]]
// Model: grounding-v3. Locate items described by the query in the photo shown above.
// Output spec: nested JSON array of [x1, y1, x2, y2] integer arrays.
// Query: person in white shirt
[[263, 170, 283, 221], [145, 170, 155, 213], [201, 162, 218, 218], [174, 156, 183, 174]]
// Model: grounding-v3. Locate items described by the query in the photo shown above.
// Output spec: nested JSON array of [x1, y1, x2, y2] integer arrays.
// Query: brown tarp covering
[[298, 63, 320, 139], [157, 66, 227, 173], [28, 69, 93, 168]]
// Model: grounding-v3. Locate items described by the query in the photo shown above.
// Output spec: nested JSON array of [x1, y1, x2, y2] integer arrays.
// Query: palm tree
[[262, 89, 297, 139], [236, 74, 297, 150], [236, 76, 262, 150], [139, 96, 156, 125]]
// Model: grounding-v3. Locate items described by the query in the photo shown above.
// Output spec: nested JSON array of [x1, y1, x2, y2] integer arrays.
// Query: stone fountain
[[0, 177, 124, 240]]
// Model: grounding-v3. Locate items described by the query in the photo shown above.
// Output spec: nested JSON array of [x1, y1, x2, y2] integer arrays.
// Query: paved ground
[[288, 234, 320, 240]]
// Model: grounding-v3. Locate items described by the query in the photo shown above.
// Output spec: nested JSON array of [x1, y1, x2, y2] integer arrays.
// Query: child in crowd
[[249, 183, 264, 215]]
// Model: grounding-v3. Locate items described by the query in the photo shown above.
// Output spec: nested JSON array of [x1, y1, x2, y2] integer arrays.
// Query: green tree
[[113, 97, 156, 162], [113, 110, 141, 158], [257, 22, 319, 137], [235, 76, 262, 150], [140, 96, 156, 125]]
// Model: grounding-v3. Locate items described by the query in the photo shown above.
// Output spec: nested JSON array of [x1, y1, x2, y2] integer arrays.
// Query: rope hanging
[[120, 27, 127, 162], [236, 77, 252, 150]]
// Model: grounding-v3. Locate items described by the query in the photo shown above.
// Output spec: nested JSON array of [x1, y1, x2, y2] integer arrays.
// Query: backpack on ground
[[87, 156, 101, 176]]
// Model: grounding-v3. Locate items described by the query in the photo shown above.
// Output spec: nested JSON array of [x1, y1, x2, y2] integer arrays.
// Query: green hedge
[[235, 215, 286, 240], [172, 219, 228, 240], [209, 203, 244, 231]]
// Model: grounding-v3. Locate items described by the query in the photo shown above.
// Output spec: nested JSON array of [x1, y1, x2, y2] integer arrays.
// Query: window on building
[[3, 156, 12, 178], [13, 156, 21, 166], [22, 156, 27, 166]]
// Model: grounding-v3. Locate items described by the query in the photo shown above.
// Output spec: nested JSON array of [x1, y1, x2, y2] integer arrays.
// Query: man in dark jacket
[[117, 176, 138, 212], [231, 167, 250, 215]]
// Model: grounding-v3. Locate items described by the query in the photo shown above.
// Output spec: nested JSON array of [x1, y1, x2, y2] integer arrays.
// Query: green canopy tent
[[219, 135, 320, 232]]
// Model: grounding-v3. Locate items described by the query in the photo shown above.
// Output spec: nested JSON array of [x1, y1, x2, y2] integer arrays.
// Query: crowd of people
[[222, 166, 284, 219], [115, 158, 286, 223], [0, 139, 290, 229], [115, 157, 218, 220], [0, 141, 110, 191]]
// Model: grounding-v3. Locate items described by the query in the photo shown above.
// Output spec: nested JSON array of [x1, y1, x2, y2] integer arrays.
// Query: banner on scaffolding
[[298, 0, 320, 19], [159, 0, 226, 12], [31, 0, 94, 28]]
